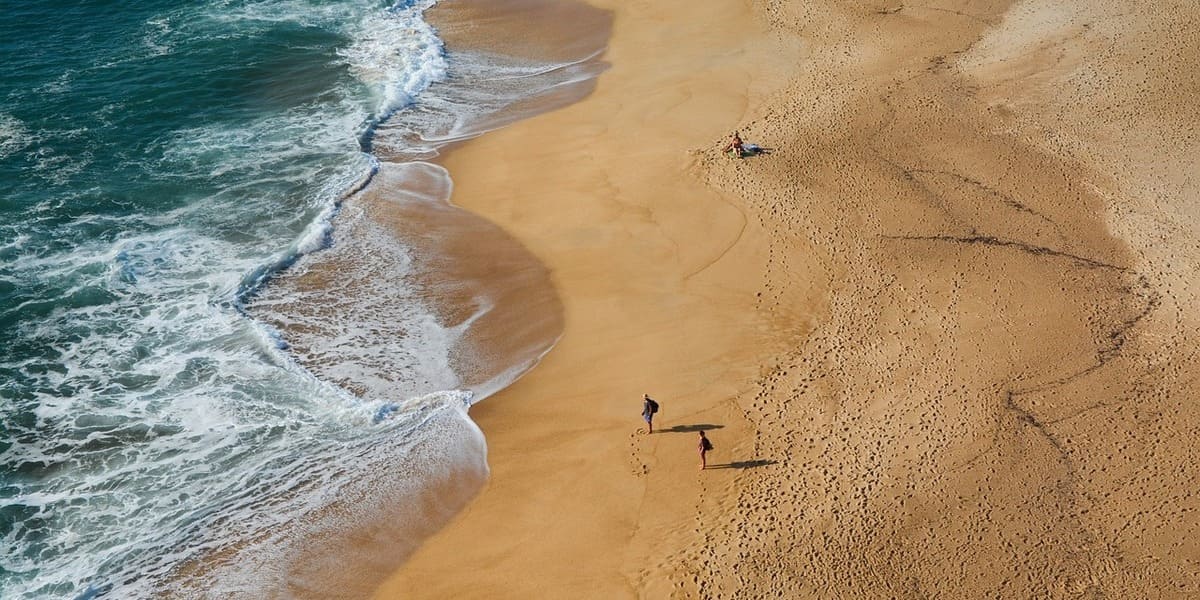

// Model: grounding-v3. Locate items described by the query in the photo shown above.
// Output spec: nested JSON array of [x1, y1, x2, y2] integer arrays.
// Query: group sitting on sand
[[642, 393, 714, 470]]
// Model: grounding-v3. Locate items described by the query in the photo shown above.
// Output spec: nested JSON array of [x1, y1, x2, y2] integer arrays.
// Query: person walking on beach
[[642, 394, 659, 433], [698, 430, 713, 470]]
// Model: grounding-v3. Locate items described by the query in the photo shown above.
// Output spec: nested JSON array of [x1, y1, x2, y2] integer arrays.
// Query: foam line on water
[[230, 0, 449, 305], [246, 162, 469, 401], [162, 391, 486, 599], [372, 43, 609, 161]]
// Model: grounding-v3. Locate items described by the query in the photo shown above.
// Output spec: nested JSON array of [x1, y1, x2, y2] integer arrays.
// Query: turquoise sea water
[[0, 1, 603, 596]]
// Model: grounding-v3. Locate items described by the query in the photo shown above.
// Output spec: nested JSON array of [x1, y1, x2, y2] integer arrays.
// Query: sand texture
[[372, 0, 1200, 597]]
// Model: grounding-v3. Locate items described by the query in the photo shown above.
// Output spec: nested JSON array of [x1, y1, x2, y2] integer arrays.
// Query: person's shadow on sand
[[660, 423, 725, 433], [705, 459, 776, 470]]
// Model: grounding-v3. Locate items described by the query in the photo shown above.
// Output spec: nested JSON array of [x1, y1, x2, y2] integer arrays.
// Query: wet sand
[[370, 0, 1200, 597]]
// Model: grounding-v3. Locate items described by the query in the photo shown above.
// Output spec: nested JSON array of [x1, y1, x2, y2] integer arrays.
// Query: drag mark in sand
[[906, 168, 1062, 230], [875, 4, 998, 26], [884, 232, 1162, 392], [881, 233, 1125, 271]]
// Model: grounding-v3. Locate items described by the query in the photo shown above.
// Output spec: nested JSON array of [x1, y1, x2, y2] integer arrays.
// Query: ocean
[[0, 1, 606, 597]]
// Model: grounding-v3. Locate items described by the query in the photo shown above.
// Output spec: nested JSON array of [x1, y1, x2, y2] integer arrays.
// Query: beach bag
[[701, 437, 713, 451], [647, 399, 659, 414]]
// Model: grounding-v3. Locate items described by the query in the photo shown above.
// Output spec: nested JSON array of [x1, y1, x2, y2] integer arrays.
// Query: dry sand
[[370, 0, 1200, 597]]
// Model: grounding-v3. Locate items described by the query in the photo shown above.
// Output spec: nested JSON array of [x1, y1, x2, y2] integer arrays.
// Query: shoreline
[[373, 0, 803, 596], [374, 0, 1200, 597], [194, 1, 612, 596]]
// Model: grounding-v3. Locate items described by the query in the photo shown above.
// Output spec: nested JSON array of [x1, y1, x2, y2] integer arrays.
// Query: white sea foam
[[372, 45, 609, 160], [339, 0, 445, 120], [142, 17, 174, 57], [247, 166, 465, 400], [0, 113, 31, 159], [203, 0, 373, 28], [33, 69, 75, 96], [0, 213, 380, 597], [161, 98, 368, 178], [157, 390, 484, 599]]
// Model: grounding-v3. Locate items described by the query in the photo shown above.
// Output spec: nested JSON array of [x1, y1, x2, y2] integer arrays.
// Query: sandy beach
[[368, 0, 1200, 597]]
